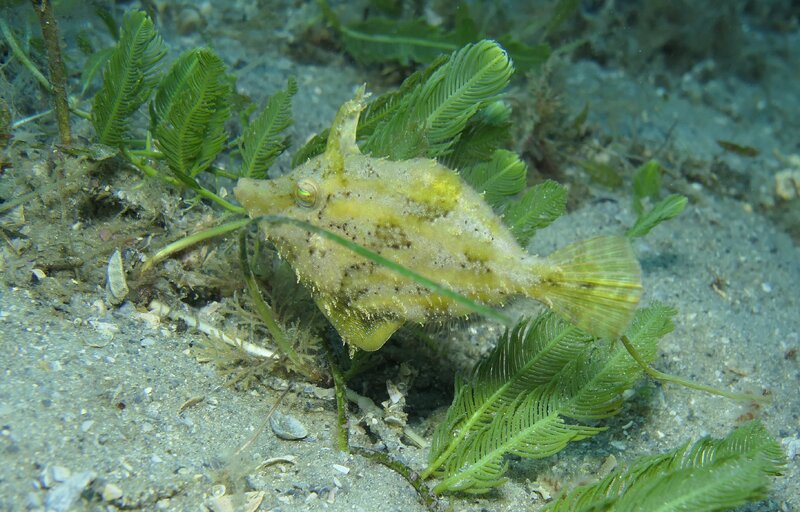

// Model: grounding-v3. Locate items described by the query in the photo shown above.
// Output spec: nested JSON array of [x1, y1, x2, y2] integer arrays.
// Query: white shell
[[270, 411, 308, 440], [105, 249, 129, 306]]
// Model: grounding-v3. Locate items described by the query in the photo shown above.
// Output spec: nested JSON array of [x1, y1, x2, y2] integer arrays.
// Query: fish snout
[[234, 178, 287, 216]]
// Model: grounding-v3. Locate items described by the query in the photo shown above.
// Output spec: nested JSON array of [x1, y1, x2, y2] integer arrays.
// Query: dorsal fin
[[323, 85, 369, 176]]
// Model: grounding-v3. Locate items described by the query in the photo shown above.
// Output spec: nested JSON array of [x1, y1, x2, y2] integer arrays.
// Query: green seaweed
[[362, 39, 513, 160], [88, 11, 297, 212], [238, 77, 297, 179], [91, 10, 165, 147], [291, 42, 514, 166], [627, 194, 688, 239], [545, 421, 785, 512], [153, 48, 231, 181], [631, 160, 661, 213], [503, 179, 567, 245], [576, 158, 624, 189], [0, 98, 10, 151], [627, 160, 688, 238], [460, 149, 527, 208], [424, 303, 672, 493], [318, 0, 552, 72]]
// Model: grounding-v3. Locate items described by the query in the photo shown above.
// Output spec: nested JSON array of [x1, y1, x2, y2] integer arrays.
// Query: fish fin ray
[[318, 296, 401, 351], [533, 236, 642, 339]]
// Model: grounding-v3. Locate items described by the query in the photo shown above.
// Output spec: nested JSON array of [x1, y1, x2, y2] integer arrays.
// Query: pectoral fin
[[317, 296, 402, 351]]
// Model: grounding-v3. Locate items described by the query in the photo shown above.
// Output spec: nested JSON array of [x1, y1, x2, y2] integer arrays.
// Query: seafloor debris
[[270, 410, 308, 440], [206, 490, 265, 512], [775, 168, 800, 200]]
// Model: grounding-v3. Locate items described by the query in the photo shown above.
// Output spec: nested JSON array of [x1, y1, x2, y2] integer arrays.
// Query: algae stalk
[[238, 228, 321, 381], [148, 300, 277, 360], [324, 341, 350, 452], [141, 218, 250, 273], [30, 0, 71, 145], [618, 335, 766, 403], [0, 18, 50, 91]]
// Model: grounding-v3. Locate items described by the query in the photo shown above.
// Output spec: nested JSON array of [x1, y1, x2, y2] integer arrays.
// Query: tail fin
[[532, 236, 642, 339]]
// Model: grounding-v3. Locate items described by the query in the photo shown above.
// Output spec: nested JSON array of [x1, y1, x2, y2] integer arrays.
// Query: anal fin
[[317, 296, 402, 352]]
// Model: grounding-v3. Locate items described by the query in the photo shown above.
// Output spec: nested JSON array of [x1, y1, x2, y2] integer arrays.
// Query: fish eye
[[293, 179, 319, 208]]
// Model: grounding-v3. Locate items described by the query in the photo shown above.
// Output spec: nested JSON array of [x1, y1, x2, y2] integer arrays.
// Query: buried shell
[[270, 411, 308, 440], [105, 249, 129, 306]]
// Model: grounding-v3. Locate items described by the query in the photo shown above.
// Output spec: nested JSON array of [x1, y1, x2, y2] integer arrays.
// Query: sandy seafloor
[[1, 1, 799, 511]]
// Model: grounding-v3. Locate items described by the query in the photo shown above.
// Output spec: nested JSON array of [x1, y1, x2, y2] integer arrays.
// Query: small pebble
[[25, 492, 43, 509], [332, 464, 350, 475], [176, 7, 204, 35], [90, 320, 119, 338], [101, 483, 123, 501], [270, 411, 308, 440], [782, 437, 799, 460], [775, 169, 800, 200], [262, 455, 297, 467], [610, 440, 626, 451], [40, 465, 71, 488], [45, 471, 96, 512], [311, 386, 335, 400]]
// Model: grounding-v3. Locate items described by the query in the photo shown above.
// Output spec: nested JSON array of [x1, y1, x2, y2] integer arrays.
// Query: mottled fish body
[[235, 88, 642, 351]]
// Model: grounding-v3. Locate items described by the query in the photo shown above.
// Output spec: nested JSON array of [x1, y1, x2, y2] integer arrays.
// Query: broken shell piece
[[331, 464, 350, 475], [270, 411, 308, 440], [259, 455, 297, 469], [384, 415, 406, 427], [177, 396, 205, 414], [207, 491, 265, 512], [0, 204, 25, 229], [386, 380, 403, 404], [775, 169, 800, 200], [101, 483, 123, 502], [105, 249, 129, 306]]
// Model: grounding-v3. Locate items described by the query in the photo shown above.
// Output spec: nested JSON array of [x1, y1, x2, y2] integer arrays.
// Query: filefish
[[234, 87, 642, 351]]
